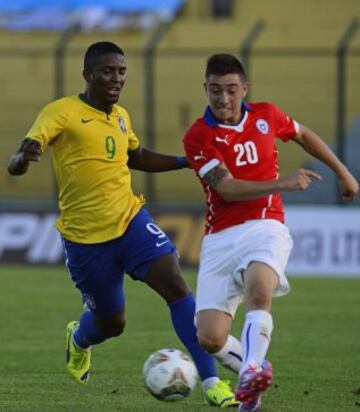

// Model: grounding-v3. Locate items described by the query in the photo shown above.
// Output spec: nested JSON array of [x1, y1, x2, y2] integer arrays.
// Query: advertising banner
[[0, 207, 359, 277], [286, 206, 360, 276]]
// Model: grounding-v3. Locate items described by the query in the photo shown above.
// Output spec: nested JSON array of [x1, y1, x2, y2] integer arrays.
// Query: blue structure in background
[[0, 0, 185, 30], [0, 0, 183, 13]]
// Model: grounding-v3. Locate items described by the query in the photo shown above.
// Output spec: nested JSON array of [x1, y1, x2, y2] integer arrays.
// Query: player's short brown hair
[[206, 53, 247, 80]]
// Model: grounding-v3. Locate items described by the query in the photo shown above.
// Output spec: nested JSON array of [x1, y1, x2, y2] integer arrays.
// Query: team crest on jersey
[[256, 119, 269, 135], [118, 117, 127, 133]]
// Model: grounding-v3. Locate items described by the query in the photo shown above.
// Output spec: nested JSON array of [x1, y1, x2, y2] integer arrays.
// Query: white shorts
[[195, 219, 293, 318]]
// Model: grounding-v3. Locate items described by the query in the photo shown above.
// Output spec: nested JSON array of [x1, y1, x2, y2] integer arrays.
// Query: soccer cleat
[[238, 396, 261, 412], [66, 321, 91, 384], [204, 380, 239, 408], [235, 361, 273, 412]]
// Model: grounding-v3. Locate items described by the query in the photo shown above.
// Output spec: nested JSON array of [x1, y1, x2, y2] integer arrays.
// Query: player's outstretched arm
[[293, 125, 359, 201], [204, 163, 321, 202], [8, 138, 42, 176], [127, 146, 189, 172]]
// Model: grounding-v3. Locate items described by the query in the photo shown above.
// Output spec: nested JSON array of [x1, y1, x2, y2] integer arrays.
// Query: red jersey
[[183, 102, 299, 234]]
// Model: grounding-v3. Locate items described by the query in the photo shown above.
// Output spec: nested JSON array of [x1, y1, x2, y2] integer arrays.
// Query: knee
[[145, 254, 191, 303], [167, 275, 190, 302], [160, 271, 191, 304], [247, 287, 271, 309], [197, 330, 227, 354]]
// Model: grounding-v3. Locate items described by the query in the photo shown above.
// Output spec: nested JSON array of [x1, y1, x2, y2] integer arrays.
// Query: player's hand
[[8, 139, 42, 175], [338, 172, 359, 202], [280, 168, 322, 191], [20, 139, 42, 163]]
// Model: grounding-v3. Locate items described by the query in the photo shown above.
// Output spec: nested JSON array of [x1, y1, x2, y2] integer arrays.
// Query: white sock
[[202, 376, 220, 391], [213, 334, 242, 373], [240, 310, 273, 374]]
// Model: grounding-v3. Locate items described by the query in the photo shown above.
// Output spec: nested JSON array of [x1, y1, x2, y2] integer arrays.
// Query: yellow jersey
[[26, 94, 145, 243]]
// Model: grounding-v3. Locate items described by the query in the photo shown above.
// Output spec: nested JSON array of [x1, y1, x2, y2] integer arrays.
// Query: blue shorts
[[63, 208, 176, 317]]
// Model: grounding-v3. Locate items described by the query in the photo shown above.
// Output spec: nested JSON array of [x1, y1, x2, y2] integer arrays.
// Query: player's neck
[[81, 92, 113, 115], [219, 109, 245, 126]]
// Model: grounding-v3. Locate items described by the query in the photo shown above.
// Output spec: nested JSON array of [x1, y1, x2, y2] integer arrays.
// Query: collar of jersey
[[78, 93, 117, 116], [203, 101, 251, 128]]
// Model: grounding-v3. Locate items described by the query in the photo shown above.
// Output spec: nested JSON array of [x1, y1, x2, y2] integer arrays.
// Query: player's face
[[205, 73, 248, 125], [85, 53, 127, 107]]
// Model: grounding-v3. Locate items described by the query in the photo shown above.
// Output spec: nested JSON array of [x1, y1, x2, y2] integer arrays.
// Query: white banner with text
[[0, 206, 359, 277]]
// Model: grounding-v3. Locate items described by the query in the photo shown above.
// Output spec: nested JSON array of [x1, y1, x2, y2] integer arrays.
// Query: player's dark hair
[[84, 41, 124, 70], [206, 53, 247, 80]]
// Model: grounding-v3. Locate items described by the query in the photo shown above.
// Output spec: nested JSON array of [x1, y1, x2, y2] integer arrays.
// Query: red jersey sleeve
[[270, 103, 299, 142], [183, 121, 225, 178]]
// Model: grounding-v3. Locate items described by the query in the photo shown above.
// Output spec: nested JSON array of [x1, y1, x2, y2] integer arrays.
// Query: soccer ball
[[143, 348, 198, 401]]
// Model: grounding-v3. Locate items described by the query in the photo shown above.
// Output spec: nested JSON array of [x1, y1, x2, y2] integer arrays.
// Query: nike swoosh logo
[[81, 118, 95, 124], [156, 240, 169, 247]]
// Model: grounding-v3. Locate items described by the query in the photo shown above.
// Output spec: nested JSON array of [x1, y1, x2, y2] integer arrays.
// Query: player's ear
[[83, 68, 92, 83], [203, 82, 208, 96], [242, 81, 250, 98]]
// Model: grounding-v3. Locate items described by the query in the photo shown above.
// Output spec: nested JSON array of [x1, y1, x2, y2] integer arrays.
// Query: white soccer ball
[[143, 348, 198, 401]]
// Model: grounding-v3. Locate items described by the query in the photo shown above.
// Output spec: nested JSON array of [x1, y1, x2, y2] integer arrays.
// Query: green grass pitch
[[0, 265, 359, 411]]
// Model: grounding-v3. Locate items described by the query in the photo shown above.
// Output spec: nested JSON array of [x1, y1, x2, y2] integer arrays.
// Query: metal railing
[[1, 19, 359, 206]]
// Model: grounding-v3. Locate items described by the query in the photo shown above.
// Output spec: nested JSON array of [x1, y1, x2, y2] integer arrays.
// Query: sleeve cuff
[[199, 159, 220, 178]]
